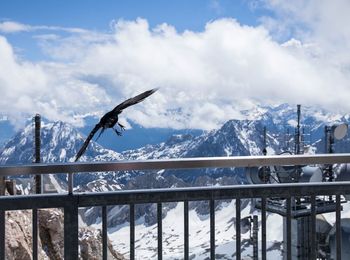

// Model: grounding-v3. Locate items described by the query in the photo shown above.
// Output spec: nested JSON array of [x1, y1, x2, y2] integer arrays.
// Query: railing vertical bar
[[68, 173, 73, 194], [0, 210, 5, 260], [310, 195, 316, 260], [286, 197, 292, 260], [184, 201, 189, 260], [102, 206, 107, 260], [236, 198, 241, 260], [157, 203, 162, 260], [64, 197, 79, 260], [32, 209, 38, 260], [336, 194, 341, 260], [261, 198, 267, 260], [130, 203, 135, 260], [210, 199, 215, 259]]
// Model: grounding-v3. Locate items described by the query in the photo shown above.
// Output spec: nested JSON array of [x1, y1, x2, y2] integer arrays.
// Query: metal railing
[[0, 154, 350, 260]]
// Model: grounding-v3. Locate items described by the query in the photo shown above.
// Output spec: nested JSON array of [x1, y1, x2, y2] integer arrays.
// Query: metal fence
[[1, 154, 350, 260]]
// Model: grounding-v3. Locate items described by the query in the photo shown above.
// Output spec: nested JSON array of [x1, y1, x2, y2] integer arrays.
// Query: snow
[[107, 200, 284, 259], [288, 119, 297, 127], [59, 149, 66, 160], [48, 174, 65, 193]]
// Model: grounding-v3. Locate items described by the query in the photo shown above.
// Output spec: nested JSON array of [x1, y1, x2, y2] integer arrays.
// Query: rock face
[[5, 209, 125, 260], [38, 209, 64, 260], [5, 210, 45, 260], [79, 227, 125, 260]]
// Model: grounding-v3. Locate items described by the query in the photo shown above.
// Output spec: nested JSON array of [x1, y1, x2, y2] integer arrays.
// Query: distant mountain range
[[1, 103, 350, 191], [1, 104, 349, 259]]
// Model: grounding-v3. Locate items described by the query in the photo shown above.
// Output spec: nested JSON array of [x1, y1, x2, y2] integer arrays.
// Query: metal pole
[[130, 203, 135, 260], [184, 201, 189, 260], [286, 198, 292, 260], [310, 195, 316, 260], [296, 104, 301, 155], [210, 199, 215, 259], [336, 195, 342, 260], [64, 197, 79, 260], [252, 215, 258, 260], [32, 209, 38, 260], [261, 198, 267, 260], [236, 199, 241, 260], [0, 210, 4, 260], [102, 206, 107, 260], [262, 126, 267, 156], [33, 115, 40, 260], [68, 173, 73, 194], [157, 203, 162, 260], [34, 114, 41, 194], [0, 182, 4, 260]]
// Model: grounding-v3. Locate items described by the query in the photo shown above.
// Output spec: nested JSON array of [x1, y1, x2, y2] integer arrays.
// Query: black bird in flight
[[75, 88, 158, 162]]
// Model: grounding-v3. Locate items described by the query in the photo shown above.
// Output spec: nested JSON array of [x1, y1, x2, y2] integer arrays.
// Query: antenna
[[262, 126, 267, 156], [295, 104, 301, 154]]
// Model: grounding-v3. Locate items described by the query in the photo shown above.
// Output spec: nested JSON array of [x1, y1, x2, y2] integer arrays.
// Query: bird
[[75, 88, 158, 162]]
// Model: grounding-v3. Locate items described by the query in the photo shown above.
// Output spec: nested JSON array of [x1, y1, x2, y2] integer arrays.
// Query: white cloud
[[72, 18, 350, 128], [0, 36, 110, 128], [1, 10, 350, 130], [259, 0, 350, 57], [0, 20, 89, 34], [0, 21, 31, 33]]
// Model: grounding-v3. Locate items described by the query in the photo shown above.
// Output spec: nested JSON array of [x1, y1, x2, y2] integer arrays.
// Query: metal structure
[[246, 105, 349, 259], [0, 154, 350, 259]]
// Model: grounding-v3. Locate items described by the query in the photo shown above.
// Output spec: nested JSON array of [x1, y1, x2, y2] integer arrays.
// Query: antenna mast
[[262, 126, 267, 156], [295, 104, 301, 154]]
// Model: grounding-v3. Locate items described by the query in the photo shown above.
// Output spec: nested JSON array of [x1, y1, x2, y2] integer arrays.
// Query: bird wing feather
[[111, 88, 158, 114], [75, 123, 102, 162]]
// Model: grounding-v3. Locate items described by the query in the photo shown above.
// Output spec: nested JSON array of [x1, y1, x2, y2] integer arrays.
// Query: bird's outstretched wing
[[112, 88, 158, 114], [75, 123, 102, 162]]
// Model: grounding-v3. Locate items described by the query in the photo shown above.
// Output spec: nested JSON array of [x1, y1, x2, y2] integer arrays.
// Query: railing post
[[68, 173, 73, 194], [0, 210, 4, 260], [336, 194, 341, 260], [286, 197, 292, 260], [157, 203, 162, 260], [0, 177, 5, 260], [102, 206, 107, 260], [252, 215, 259, 260], [210, 199, 215, 259], [236, 199, 241, 260], [130, 203, 135, 260], [310, 195, 316, 260], [32, 209, 38, 260], [261, 197, 267, 260], [184, 201, 189, 260], [64, 196, 79, 260]]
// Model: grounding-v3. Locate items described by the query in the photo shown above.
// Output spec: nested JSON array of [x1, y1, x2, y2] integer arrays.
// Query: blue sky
[[0, 1, 350, 129], [0, 0, 265, 30], [0, 0, 270, 60]]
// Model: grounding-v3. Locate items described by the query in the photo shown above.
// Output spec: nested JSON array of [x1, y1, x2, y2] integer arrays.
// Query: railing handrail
[[1, 180, 350, 210], [0, 153, 350, 177]]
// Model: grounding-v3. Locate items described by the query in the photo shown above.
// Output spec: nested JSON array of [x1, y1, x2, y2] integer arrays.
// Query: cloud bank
[[0, 3, 350, 130]]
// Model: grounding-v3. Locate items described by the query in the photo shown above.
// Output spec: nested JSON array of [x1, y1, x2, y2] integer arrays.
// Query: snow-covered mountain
[[0, 121, 125, 190], [0, 120, 123, 165]]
